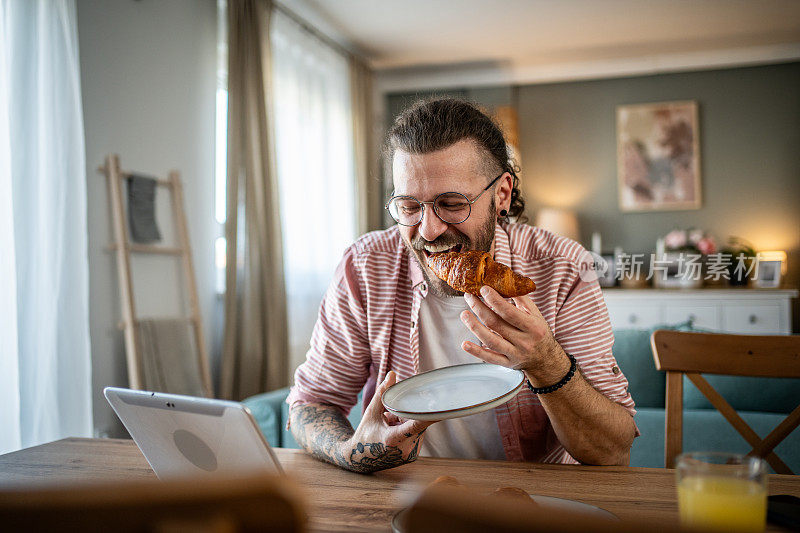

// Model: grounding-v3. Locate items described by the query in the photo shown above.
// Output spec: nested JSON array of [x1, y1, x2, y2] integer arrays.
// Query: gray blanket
[[137, 318, 206, 397], [127, 174, 162, 243]]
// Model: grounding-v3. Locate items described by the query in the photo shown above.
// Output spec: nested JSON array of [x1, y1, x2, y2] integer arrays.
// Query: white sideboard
[[602, 288, 797, 334]]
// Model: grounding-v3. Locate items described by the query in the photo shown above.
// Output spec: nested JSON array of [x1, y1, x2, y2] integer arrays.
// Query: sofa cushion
[[629, 408, 668, 468], [242, 388, 290, 448], [631, 407, 800, 473], [612, 321, 694, 409], [683, 374, 800, 415]]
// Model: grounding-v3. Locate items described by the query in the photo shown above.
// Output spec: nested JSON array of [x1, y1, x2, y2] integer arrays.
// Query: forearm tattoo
[[290, 403, 353, 469], [289, 403, 425, 474]]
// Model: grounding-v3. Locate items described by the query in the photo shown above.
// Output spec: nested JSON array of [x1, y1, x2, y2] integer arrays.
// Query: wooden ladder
[[98, 154, 212, 397]]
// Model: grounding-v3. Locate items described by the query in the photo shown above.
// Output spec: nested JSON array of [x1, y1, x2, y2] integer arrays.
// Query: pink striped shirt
[[287, 222, 636, 463]]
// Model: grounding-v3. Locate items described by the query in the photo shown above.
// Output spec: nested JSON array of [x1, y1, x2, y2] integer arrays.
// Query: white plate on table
[[381, 363, 525, 421], [392, 494, 617, 532]]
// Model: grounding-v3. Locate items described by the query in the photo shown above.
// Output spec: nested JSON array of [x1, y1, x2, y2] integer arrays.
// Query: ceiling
[[279, 0, 800, 76]]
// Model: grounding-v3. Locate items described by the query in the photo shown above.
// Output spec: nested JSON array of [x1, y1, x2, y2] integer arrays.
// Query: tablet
[[104, 387, 283, 479]]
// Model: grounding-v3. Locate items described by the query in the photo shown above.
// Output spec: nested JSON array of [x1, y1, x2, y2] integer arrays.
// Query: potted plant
[[721, 237, 757, 286]]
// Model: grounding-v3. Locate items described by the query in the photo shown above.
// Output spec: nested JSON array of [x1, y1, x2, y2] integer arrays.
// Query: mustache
[[410, 233, 470, 251]]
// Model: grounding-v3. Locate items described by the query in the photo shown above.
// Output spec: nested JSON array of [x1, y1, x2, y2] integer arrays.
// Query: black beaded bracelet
[[525, 353, 577, 394]]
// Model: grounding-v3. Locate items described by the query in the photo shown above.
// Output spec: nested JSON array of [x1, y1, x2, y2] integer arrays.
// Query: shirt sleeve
[[285, 246, 372, 416], [553, 265, 637, 418]]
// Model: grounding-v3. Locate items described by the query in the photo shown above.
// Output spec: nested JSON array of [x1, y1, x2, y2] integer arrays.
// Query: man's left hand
[[460, 285, 570, 387]]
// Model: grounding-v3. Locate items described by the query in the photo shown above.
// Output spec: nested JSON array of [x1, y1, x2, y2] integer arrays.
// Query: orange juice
[[678, 475, 767, 532]]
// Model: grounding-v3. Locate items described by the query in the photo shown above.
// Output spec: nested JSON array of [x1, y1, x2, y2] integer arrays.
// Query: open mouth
[[422, 243, 463, 261]]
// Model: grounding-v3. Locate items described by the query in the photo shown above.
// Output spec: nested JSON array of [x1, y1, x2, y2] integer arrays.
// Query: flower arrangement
[[663, 228, 717, 255]]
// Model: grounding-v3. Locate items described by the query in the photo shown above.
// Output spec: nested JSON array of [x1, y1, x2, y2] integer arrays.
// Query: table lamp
[[757, 250, 787, 275], [753, 250, 787, 288], [534, 208, 580, 242]]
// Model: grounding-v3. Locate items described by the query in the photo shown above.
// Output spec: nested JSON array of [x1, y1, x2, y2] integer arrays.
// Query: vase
[[653, 252, 704, 289]]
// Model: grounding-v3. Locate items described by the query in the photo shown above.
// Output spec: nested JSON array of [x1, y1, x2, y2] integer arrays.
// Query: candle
[[591, 232, 602, 254]]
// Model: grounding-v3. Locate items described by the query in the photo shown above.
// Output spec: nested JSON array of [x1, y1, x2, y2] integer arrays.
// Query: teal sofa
[[244, 325, 800, 471]]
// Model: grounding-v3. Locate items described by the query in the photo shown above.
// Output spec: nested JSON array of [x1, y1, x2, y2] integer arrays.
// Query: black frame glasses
[[385, 173, 504, 227]]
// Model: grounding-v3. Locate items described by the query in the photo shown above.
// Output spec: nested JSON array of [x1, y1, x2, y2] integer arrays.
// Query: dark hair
[[385, 97, 525, 221]]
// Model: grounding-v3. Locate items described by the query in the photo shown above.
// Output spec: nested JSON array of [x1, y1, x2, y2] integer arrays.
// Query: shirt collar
[[493, 221, 512, 267], [408, 221, 512, 289], [409, 251, 425, 288]]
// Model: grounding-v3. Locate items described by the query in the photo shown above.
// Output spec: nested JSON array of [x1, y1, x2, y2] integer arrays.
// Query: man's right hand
[[342, 371, 436, 472], [289, 371, 437, 474]]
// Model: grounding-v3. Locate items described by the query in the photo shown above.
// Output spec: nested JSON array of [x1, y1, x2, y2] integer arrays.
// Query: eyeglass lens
[[388, 192, 471, 226]]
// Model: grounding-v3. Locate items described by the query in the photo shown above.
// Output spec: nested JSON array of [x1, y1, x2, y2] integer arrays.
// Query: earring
[[499, 209, 508, 217]]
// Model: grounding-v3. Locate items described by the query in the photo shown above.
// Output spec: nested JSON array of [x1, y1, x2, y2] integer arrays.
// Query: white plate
[[530, 495, 617, 520], [391, 495, 616, 532], [381, 363, 524, 421]]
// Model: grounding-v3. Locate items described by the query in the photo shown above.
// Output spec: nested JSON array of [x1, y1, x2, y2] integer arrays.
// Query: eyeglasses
[[385, 173, 503, 227]]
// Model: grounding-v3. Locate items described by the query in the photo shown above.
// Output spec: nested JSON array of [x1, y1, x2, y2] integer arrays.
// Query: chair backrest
[[650, 330, 800, 473], [0, 472, 306, 533], [403, 483, 688, 533]]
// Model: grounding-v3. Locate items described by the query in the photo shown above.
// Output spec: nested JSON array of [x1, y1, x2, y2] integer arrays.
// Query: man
[[287, 98, 637, 473]]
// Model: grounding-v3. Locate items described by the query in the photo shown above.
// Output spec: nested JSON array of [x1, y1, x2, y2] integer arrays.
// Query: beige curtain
[[350, 57, 382, 234], [221, 0, 289, 400]]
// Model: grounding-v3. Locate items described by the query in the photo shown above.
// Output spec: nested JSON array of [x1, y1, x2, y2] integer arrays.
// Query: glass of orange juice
[[676, 452, 768, 532]]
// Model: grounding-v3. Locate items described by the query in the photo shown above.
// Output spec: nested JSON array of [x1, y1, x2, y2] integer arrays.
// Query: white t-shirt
[[417, 291, 506, 460]]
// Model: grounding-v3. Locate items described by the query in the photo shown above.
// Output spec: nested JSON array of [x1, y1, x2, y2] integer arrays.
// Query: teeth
[[424, 244, 457, 253]]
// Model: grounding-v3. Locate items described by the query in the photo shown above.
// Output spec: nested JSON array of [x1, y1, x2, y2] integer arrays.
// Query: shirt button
[[421, 283, 427, 292], [612, 365, 620, 375], [411, 320, 416, 329]]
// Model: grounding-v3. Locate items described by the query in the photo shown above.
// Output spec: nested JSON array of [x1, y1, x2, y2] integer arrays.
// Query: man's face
[[392, 139, 510, 297]]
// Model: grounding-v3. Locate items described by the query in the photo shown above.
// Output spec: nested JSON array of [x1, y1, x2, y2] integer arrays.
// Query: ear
[[495, 172, 513, 214]]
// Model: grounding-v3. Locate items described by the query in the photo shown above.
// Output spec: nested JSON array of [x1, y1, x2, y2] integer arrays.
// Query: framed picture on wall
[[490, 105, 521, 168], [616, 100, 701, 212]]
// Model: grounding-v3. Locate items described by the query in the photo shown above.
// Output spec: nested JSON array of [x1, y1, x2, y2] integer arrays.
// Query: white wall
[[77, 0, 218, 437]]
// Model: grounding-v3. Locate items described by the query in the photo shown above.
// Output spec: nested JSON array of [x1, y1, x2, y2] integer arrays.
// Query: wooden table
[[1, 438, 798, 532]]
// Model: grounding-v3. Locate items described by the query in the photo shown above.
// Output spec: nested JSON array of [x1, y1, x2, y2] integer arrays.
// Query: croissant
[[426, 250, 536, 297], [492, 486, 537, 504]]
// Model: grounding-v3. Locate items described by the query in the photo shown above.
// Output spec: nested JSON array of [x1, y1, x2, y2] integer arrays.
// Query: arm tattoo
[[346, 430, 425, 473], [289, 403, 426, 474], [289, 403, 354, 470]]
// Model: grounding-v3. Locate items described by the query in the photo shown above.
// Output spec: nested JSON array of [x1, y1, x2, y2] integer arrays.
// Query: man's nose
[[417, 206, 449, 242]]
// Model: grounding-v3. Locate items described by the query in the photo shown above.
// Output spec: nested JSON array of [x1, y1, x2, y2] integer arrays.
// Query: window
[[214, 0, 228, 295], [271, 9, 356, 373], [213, 4, 357, 373]]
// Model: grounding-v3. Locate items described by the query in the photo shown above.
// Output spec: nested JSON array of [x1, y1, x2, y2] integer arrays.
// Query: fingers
[[383, 412, 402, 426], [464, 291, 521, 335], [390, 417, 436, 440], [461, 340, 511, 367], [460, 308, 516, 355], [511, 295, 543, 319], [366, 371, 396, 419], [511, 296, 550, 341], [467, 288, 550, 347], [477, 286, 533, 331]]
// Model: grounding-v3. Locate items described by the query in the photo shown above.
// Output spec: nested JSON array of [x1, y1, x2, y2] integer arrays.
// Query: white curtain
[[270, 10, 356, 376], [0, 0, 93, 454]]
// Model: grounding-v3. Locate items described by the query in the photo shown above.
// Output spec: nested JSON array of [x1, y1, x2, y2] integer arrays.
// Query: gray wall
[[517, 63, 800, 289], [386, 64, 800, 289], [78, 0, 218, 437]]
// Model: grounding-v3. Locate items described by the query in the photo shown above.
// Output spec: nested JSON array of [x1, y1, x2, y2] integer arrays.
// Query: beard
[[404, 201, 497, 298]]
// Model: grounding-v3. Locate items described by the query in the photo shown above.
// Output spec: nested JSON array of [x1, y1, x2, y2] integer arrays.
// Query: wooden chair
[[0, 472, 306, 532], [402, 483, 688, 533], [650, 330, 800, 473]]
